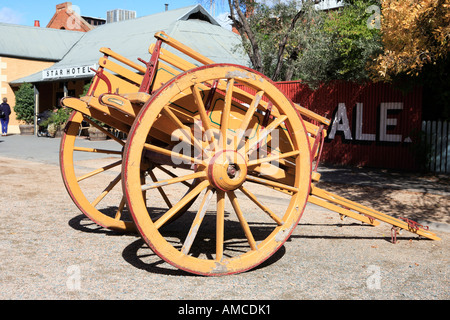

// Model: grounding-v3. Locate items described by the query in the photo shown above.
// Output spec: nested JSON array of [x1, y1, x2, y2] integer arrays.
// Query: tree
[[321, 0, 382, 81], [370, 0, 450, 81], [14, 83, 35, 125], [228, 0, 264, 72], [226, 0, 382, 86], [228, 0, 328, 80]]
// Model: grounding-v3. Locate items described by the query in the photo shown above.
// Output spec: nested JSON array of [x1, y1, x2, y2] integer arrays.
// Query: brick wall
[[46, 2, 92, 32]]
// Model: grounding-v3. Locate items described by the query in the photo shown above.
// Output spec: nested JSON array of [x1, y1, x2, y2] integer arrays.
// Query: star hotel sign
[[42, 64, 98, 80]]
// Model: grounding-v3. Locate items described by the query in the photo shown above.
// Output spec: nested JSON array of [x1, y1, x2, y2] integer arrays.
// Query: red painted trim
[[140, 39, 163, 94], [204, 80, 219, 112]]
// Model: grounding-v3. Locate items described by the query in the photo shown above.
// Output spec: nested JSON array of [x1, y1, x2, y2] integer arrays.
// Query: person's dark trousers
[[1, 118, 9, 135]]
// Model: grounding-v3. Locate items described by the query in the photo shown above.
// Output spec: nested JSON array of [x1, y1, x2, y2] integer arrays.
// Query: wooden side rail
[[309, 184, 441, 241], [155, 31, 214, 66], [99, 47, 147, 74], [98, 57, 144, 86], [87, 54, 143, 97]]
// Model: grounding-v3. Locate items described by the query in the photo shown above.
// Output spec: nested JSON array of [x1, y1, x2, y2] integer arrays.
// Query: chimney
[[56, 2, 72, 11], [165, 4, 169, 11], [34, 20, 40, 27]]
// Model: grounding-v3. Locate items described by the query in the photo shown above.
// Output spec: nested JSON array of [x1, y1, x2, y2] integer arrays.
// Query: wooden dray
[[60, 31, 440, 276]]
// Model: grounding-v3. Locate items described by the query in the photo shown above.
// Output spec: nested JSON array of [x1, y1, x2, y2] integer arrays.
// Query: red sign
[[276, 81, 422, 170]]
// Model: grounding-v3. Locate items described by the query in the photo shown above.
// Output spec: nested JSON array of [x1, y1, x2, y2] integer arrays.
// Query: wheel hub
[[207, 150, 247, 191]]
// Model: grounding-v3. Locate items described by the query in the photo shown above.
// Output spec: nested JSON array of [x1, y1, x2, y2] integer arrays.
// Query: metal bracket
[[399, 217, 429, 232], [90, 67, 112, 94], [391, 226, 399, 244]]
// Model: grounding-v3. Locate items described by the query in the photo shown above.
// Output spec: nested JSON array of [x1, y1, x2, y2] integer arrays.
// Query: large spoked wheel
[[60, 111, 136, 232], [123, 64, 312, 275], [61, 111, 196, 232]]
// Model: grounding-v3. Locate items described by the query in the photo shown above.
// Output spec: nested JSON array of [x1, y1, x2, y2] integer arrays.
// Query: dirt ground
[[0, 155, 448, 300]]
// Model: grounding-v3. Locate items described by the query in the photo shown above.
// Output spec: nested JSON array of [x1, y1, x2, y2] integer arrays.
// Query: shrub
[[41, 107, 71, 136], [14, 83, 35, 125]]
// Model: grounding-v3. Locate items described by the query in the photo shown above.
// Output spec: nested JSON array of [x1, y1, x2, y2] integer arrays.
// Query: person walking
[[0, 97, 11, 136]]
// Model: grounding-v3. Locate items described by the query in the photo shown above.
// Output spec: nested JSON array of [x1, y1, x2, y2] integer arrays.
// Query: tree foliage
[[227, 0, 382, 87], [370, 0, 450, 81], [224, 0, 449, 104], [322, 0, 382, 81]]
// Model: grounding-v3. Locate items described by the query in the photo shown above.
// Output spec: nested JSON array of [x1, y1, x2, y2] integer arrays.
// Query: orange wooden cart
[[60, 31, 440, 276]]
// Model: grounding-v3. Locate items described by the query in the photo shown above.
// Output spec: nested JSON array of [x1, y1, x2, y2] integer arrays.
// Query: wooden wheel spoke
[[227, 191, 257, 250], [235, 91, 264, 149], [148, 170, 172, 208], [162, 105, 209, 159], [247, 150, 300, 168], [91, 173, 121, 207], [155, 165, 193, 188], [246, 175, 298, 194], [114, 196, 126, 220], [191, 85, 219, 152], [154, 180, 210, 230], [181, 188, 215, 255], [216, 190, 225, 261], [239, 186, 284, 226], [144, 143, 206, 167], [73, 147, 122, 155], [77, 160, 122, 182], [220, 79, 234, 150], [239, 115, 288, 156], [142, 171, 206, 191]]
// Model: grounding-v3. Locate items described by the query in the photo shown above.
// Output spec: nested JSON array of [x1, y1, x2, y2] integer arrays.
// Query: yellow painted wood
[[76, 160, 122, 183], [61, 97, 132, 132], [98, 57, 144, 85], [308, 195, 380, 227], [154, 31, 215, 65], [296, 105, 331, 126], [181, 188, 214, 255], [228, 191, 258, 251], [310, 185, 440, 240], [99, 94, 136, 116], [100, 47, 147, 73], [72, 147, 122, 155], [122, 92, 151, 104], [59, 111, 136, 232], [216, 190, 225, 261], [157, 46, 197, 72]]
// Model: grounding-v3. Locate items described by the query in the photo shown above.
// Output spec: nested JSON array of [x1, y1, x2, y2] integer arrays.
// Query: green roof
[[11, 5, 249, 84], [0, 23, 84, 61]]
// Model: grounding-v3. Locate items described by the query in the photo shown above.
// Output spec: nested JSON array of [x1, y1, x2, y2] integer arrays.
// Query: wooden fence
[[423, 120, 450, 173]]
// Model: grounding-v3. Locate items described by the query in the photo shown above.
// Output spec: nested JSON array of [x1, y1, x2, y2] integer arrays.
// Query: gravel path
[[0, 135, 448, 302]]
